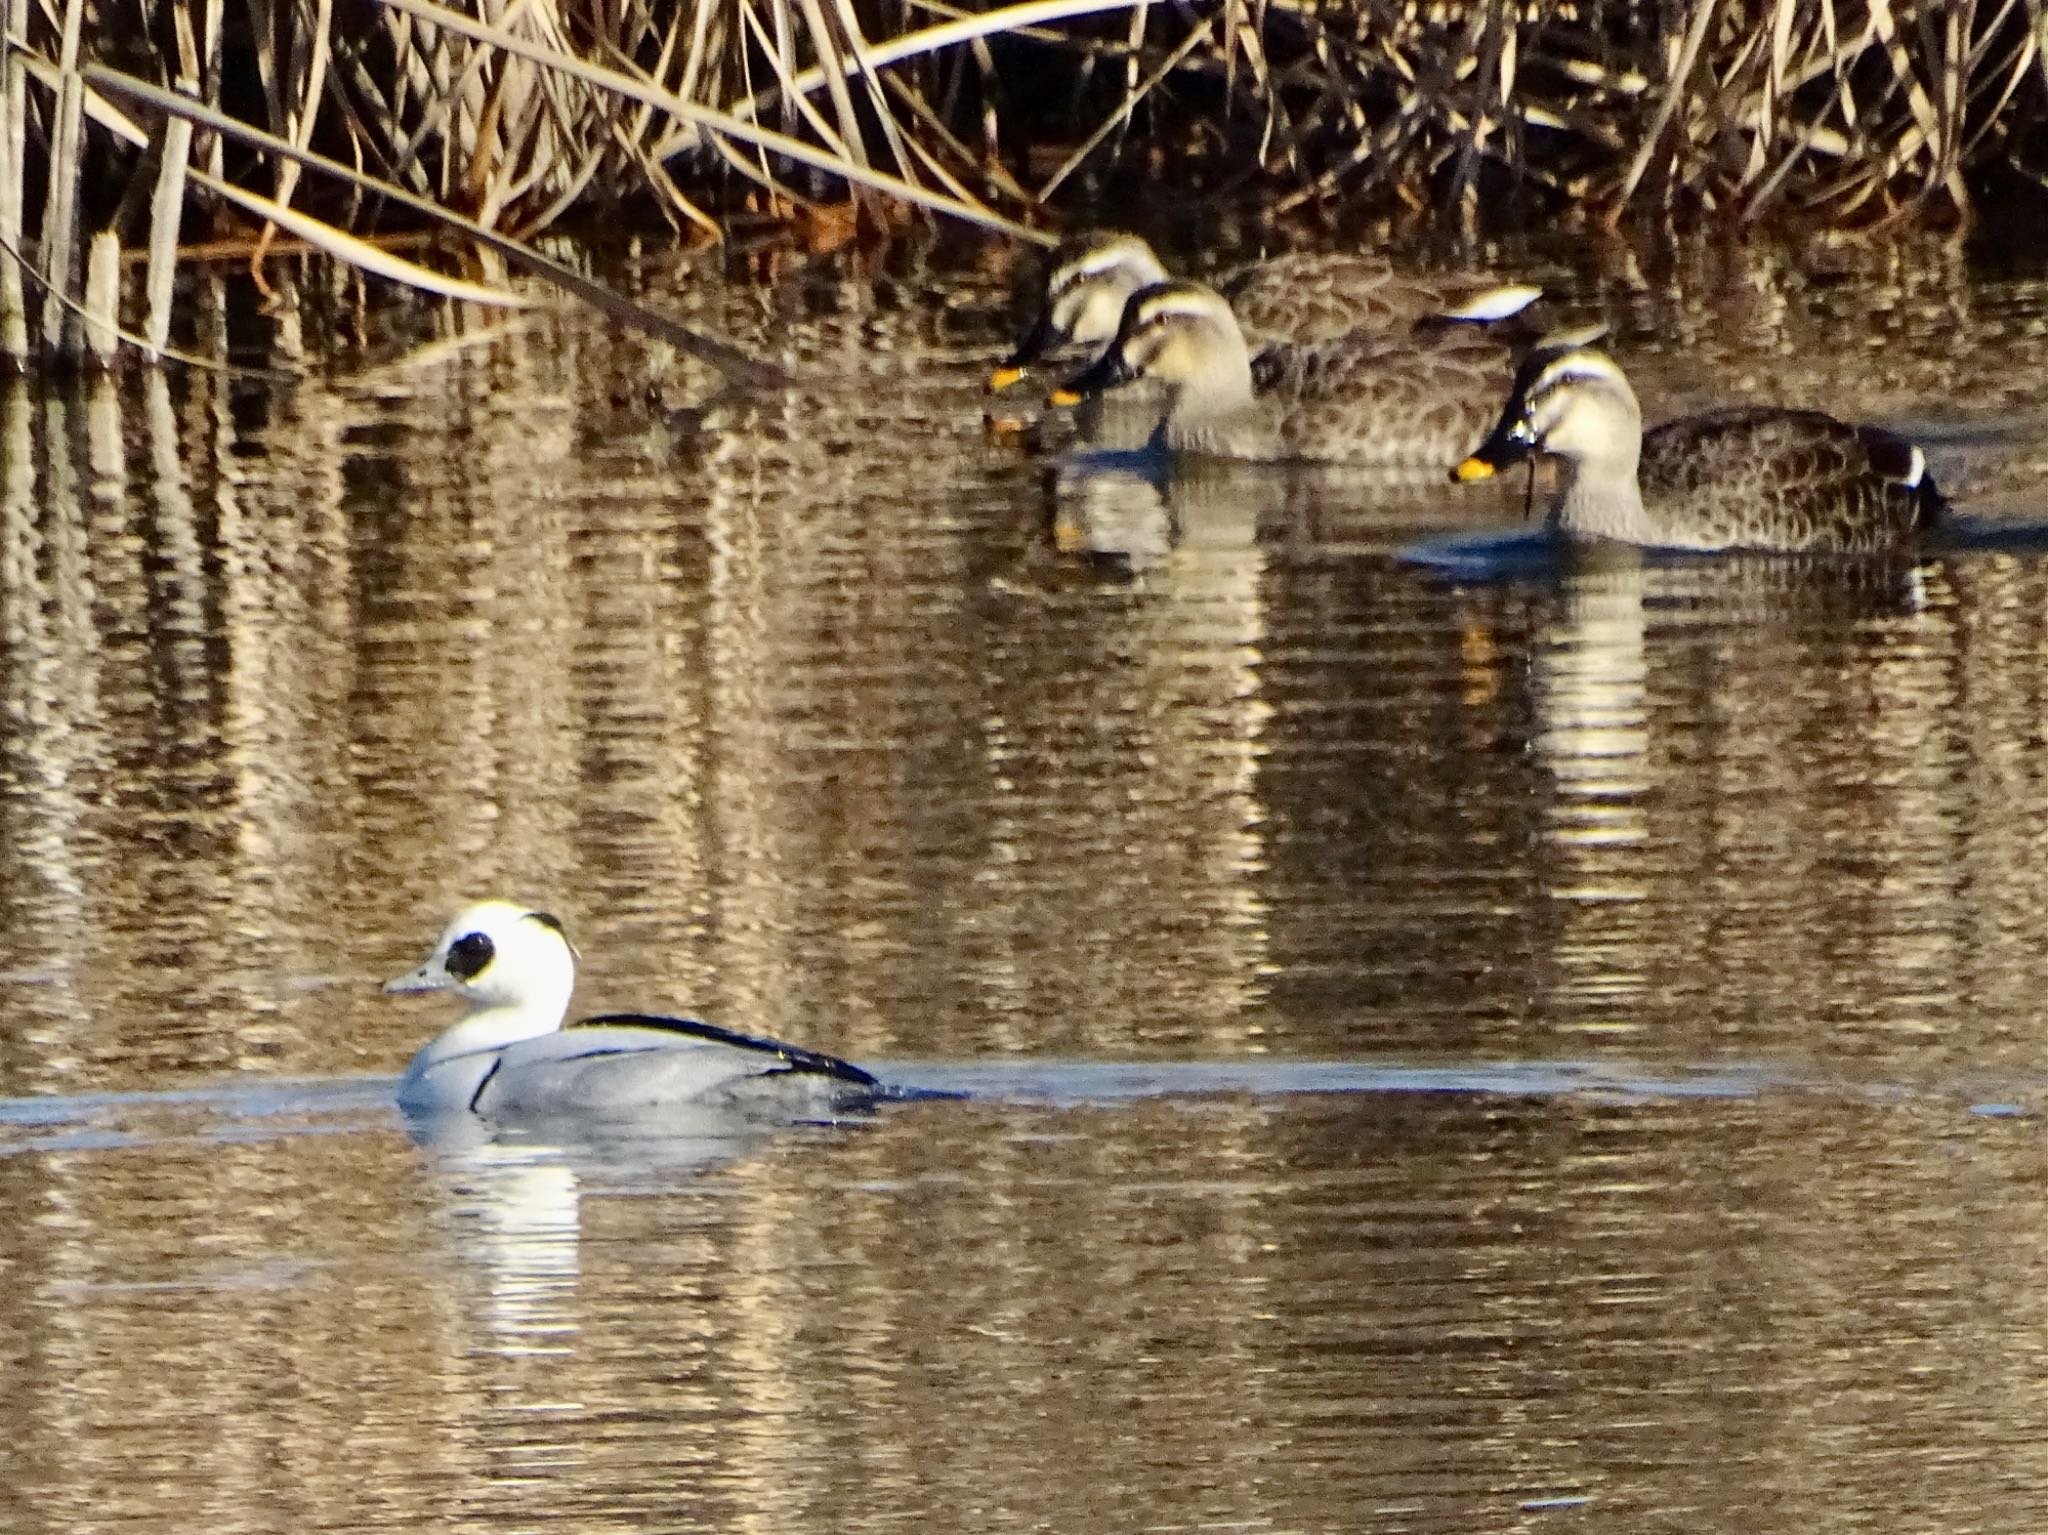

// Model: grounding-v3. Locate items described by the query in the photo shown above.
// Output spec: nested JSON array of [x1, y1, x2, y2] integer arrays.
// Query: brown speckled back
[[1254, 325, 1517, 468], [1639, 409, 1944, 553], [1222, 253, 1536, 348]]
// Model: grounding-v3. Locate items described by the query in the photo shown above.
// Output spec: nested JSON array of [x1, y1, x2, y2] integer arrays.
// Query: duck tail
[[872, 1082, 972, 1103], [1859, 424, 1946, 530]]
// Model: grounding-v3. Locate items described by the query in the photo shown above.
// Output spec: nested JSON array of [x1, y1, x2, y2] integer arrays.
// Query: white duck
[[386, 900, 881, 1119]]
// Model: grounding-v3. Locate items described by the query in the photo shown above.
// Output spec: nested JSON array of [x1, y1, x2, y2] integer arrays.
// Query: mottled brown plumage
[[1222, 252, 1539, 347], [1453, 339, 1944, 552], [997, 232, 1539, 381], [1055, 281, 1517, 468], [1636, 409, 1939, 552]]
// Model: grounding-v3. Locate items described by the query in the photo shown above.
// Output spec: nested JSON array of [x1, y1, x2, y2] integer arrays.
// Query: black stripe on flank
[[571, 1012, 879, 1087], [467, 1057, 503, 1114]]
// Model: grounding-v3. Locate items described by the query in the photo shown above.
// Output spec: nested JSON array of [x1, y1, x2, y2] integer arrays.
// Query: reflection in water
[[425, 1136, 586, 1348], [0, 249, 2047, 1534], [1532, 554, 1653, 1024], [7, 1075, 2048, 1534], [409, 1102, 874, 1354], [1535, 554, 1651, 860], [993, 450, 1275, 1048], [1043, 451, 1265, 574]]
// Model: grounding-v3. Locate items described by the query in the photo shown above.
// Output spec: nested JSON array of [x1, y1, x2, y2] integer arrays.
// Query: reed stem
[[0, 0, 28, 364], [37, 0, 88, 360], [82, 228, 119, 366]]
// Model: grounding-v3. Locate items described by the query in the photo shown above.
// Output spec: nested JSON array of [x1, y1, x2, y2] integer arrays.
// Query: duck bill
[[1449, 417, 1534, 483], [384, 960, 453, 995], [988, 312, 1067, 392], [1049, 348, 1135, 408]]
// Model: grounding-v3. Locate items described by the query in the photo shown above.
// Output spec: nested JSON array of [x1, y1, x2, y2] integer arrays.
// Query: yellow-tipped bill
[[1047, 387, 1084, 408], [1452, 455, 1497, 483], [987, 365, 1026, 393]]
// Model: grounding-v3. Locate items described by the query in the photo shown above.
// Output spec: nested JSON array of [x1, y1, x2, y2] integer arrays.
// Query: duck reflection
[[1043, 450, 1267, 575], [1533, 550, 1653, 871], [1526, 552, 1656, 1019], [971, 448, 1275, 1048], [1522, 545, 1953, 1033], [409, 1103, 861, 1347], [417, 1132, 585, 1346]]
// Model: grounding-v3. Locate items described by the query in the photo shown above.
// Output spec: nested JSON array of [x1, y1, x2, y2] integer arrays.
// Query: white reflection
[[1050, 459, 1175, 571], [1530, 554, 1653, 1025], [1046, 454, 1262, 573], [409, 1107, 833, 1349], [424, 1133, 585, 1349], [1534, 555, 1652, 868]]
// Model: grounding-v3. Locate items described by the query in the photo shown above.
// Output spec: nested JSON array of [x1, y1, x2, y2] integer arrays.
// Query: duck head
[[990, 231, 1170, 391], [1452, 327, 1640, 484], [386, 900, 579, 1036], [1048, 281, 1253, 407]]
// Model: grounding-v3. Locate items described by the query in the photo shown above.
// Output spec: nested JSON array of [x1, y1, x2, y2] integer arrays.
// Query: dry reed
[[3, 0, 2047, 367]]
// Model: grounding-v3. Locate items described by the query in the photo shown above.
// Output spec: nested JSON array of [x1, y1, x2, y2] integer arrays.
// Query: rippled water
[[6, 236, 2048, 1533]]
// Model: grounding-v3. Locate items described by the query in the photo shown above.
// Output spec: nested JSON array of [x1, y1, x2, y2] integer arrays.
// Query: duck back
[[1250, 326, 1515, 468], [1639, 408, 1943, 553], [414, 1016, 879, 1119]]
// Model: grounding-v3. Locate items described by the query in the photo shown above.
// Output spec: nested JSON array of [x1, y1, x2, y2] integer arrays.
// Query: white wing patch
[[1441, 283, 1542, 321]]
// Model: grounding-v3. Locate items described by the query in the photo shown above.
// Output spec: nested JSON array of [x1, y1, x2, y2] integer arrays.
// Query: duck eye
[[445, 931, 495, 981]]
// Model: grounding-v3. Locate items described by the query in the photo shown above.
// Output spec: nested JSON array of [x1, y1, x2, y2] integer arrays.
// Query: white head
[[385, 900, 578, 1039]]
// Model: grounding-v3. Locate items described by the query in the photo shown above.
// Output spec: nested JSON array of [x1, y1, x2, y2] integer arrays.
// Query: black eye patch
[[445, 931, 495, 981], [527, 911, 566, 938]]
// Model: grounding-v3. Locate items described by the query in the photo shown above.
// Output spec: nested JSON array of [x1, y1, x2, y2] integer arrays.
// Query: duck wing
[[1640, 408, 1942, 553], [1255, 326, 1516, 469], [1224, 254, 1404, 346], [1225, 254, 1542, 348], [571, 1013, 879, 1087]]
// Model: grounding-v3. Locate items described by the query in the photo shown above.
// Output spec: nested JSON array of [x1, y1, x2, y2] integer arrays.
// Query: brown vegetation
[[4, 1, 2047, 365]]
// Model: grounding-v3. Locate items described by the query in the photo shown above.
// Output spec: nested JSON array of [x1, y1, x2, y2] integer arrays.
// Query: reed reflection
[[3, 242, 2048, 1535]]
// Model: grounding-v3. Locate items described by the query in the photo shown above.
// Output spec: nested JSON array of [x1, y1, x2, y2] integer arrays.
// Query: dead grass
[[5, 0, 2048, 363]]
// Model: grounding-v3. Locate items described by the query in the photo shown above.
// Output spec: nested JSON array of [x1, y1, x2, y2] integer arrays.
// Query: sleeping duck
[[386, 900, 882, 1120]]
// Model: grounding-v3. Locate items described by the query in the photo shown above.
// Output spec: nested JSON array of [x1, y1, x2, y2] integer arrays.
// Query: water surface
[[3, 238, 2048, 1533]]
